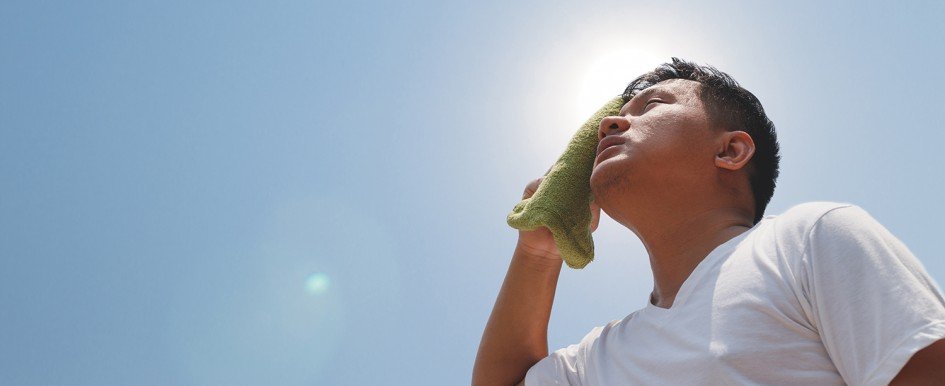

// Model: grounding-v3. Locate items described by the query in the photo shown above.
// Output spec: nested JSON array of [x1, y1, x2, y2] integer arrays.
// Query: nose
[[598, 115, 630, 140]]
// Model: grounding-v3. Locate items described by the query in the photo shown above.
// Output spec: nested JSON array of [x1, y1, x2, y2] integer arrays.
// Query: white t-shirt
[[526, 202, 945, 386]]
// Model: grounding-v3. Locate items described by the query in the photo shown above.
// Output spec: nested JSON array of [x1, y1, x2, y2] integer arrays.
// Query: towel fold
[[507, 96, 624, 269]]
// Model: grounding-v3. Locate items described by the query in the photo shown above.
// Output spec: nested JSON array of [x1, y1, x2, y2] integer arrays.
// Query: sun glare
[[577, 49, 664, 119]]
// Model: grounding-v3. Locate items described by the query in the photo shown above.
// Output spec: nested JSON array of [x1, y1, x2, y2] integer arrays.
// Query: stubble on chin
[[590, 166, 631, 208]]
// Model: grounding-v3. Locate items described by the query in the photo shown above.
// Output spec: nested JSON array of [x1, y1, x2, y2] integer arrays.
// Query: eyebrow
[[621, 87, 664, 115]]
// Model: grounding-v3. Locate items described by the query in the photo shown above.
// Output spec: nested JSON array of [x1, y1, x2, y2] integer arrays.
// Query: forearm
[[472, 242, 563, 386]]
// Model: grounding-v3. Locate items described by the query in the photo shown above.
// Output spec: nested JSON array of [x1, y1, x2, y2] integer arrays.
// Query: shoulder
[[779, 201, 887, 242], [576, 312, 638, 348], [759, 201, 859, 247], [754, 201, 897, 265], [769, 201, 858, 226], [769, 201, 909, 272], [558, 312, 640, 359], [528, 314, 636, 384]]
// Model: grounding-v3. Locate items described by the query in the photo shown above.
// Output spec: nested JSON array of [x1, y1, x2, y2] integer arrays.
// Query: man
[[472, 58, 945, 385]]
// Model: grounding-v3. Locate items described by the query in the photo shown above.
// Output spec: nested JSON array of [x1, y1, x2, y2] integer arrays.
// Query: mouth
[[594, 145, 621, 165], [596, 136, 626, 156]]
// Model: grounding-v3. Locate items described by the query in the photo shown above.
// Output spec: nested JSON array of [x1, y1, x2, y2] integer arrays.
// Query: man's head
[[590, 57, 780, 227]]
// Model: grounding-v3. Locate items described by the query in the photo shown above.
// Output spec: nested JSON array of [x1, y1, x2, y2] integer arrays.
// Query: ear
[[714, 131, 755, 171]]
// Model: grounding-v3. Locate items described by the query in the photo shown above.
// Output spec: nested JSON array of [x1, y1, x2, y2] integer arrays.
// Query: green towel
[[507, 96, 625, 269]]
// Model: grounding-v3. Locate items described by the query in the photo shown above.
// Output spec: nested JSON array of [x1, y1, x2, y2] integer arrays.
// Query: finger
[[522, 177, 544, 199]]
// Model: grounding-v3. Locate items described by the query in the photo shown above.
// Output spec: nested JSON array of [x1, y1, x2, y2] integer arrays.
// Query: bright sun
[[577, 49, 665, 119]]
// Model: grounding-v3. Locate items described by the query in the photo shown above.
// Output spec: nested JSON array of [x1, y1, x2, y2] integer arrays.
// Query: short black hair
[[622, 57, 780, 224]]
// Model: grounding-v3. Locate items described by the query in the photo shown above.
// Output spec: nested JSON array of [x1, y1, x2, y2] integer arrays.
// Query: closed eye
[[643, 99, 663, 113]]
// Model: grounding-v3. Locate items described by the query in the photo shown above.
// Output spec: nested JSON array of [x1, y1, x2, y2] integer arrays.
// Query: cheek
[[626, 126, 685, 156], [630, 118, 712, 164], [624, 120, 669, 149]]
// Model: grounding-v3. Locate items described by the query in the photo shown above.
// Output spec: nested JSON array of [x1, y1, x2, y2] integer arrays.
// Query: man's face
[[590, 79, 719, 211]]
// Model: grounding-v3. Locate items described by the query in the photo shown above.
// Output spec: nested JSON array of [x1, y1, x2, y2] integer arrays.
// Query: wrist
[[514, 242, 563, 268]]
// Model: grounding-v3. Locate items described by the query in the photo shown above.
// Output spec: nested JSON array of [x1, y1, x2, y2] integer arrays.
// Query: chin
[[590, 164, 624, 202]]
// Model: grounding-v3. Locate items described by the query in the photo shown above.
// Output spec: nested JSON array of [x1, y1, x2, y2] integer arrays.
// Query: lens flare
[[305, 272, 331, 295]]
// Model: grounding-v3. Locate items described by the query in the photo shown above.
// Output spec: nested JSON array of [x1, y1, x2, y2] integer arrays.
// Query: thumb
[[590, 202, 601, 232]]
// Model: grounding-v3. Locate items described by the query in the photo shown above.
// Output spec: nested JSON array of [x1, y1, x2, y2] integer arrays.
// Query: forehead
[[631, 78, 702, 101]]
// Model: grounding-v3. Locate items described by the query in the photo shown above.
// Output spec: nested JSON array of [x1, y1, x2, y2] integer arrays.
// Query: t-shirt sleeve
[[524, 325, 605, 386], [801, 205, 945, 386]]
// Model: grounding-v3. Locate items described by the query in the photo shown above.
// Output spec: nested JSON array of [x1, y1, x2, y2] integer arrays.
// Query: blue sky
[[2, 1, 945, 385]]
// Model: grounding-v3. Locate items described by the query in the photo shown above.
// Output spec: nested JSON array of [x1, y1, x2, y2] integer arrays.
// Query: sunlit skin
[[590, 78, 756, 308]]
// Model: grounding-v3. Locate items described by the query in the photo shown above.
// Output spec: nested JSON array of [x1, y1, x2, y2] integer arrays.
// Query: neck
[[621, 206, 754, 309]]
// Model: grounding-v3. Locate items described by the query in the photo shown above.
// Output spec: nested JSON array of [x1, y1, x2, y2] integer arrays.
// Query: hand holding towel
[[507, 96, 624, 269]]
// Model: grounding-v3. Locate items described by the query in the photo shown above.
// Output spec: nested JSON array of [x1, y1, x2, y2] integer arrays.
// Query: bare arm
[[890, 338, 945, 385], [472, 177, 600, 386], [472, 242, 563, 386]]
